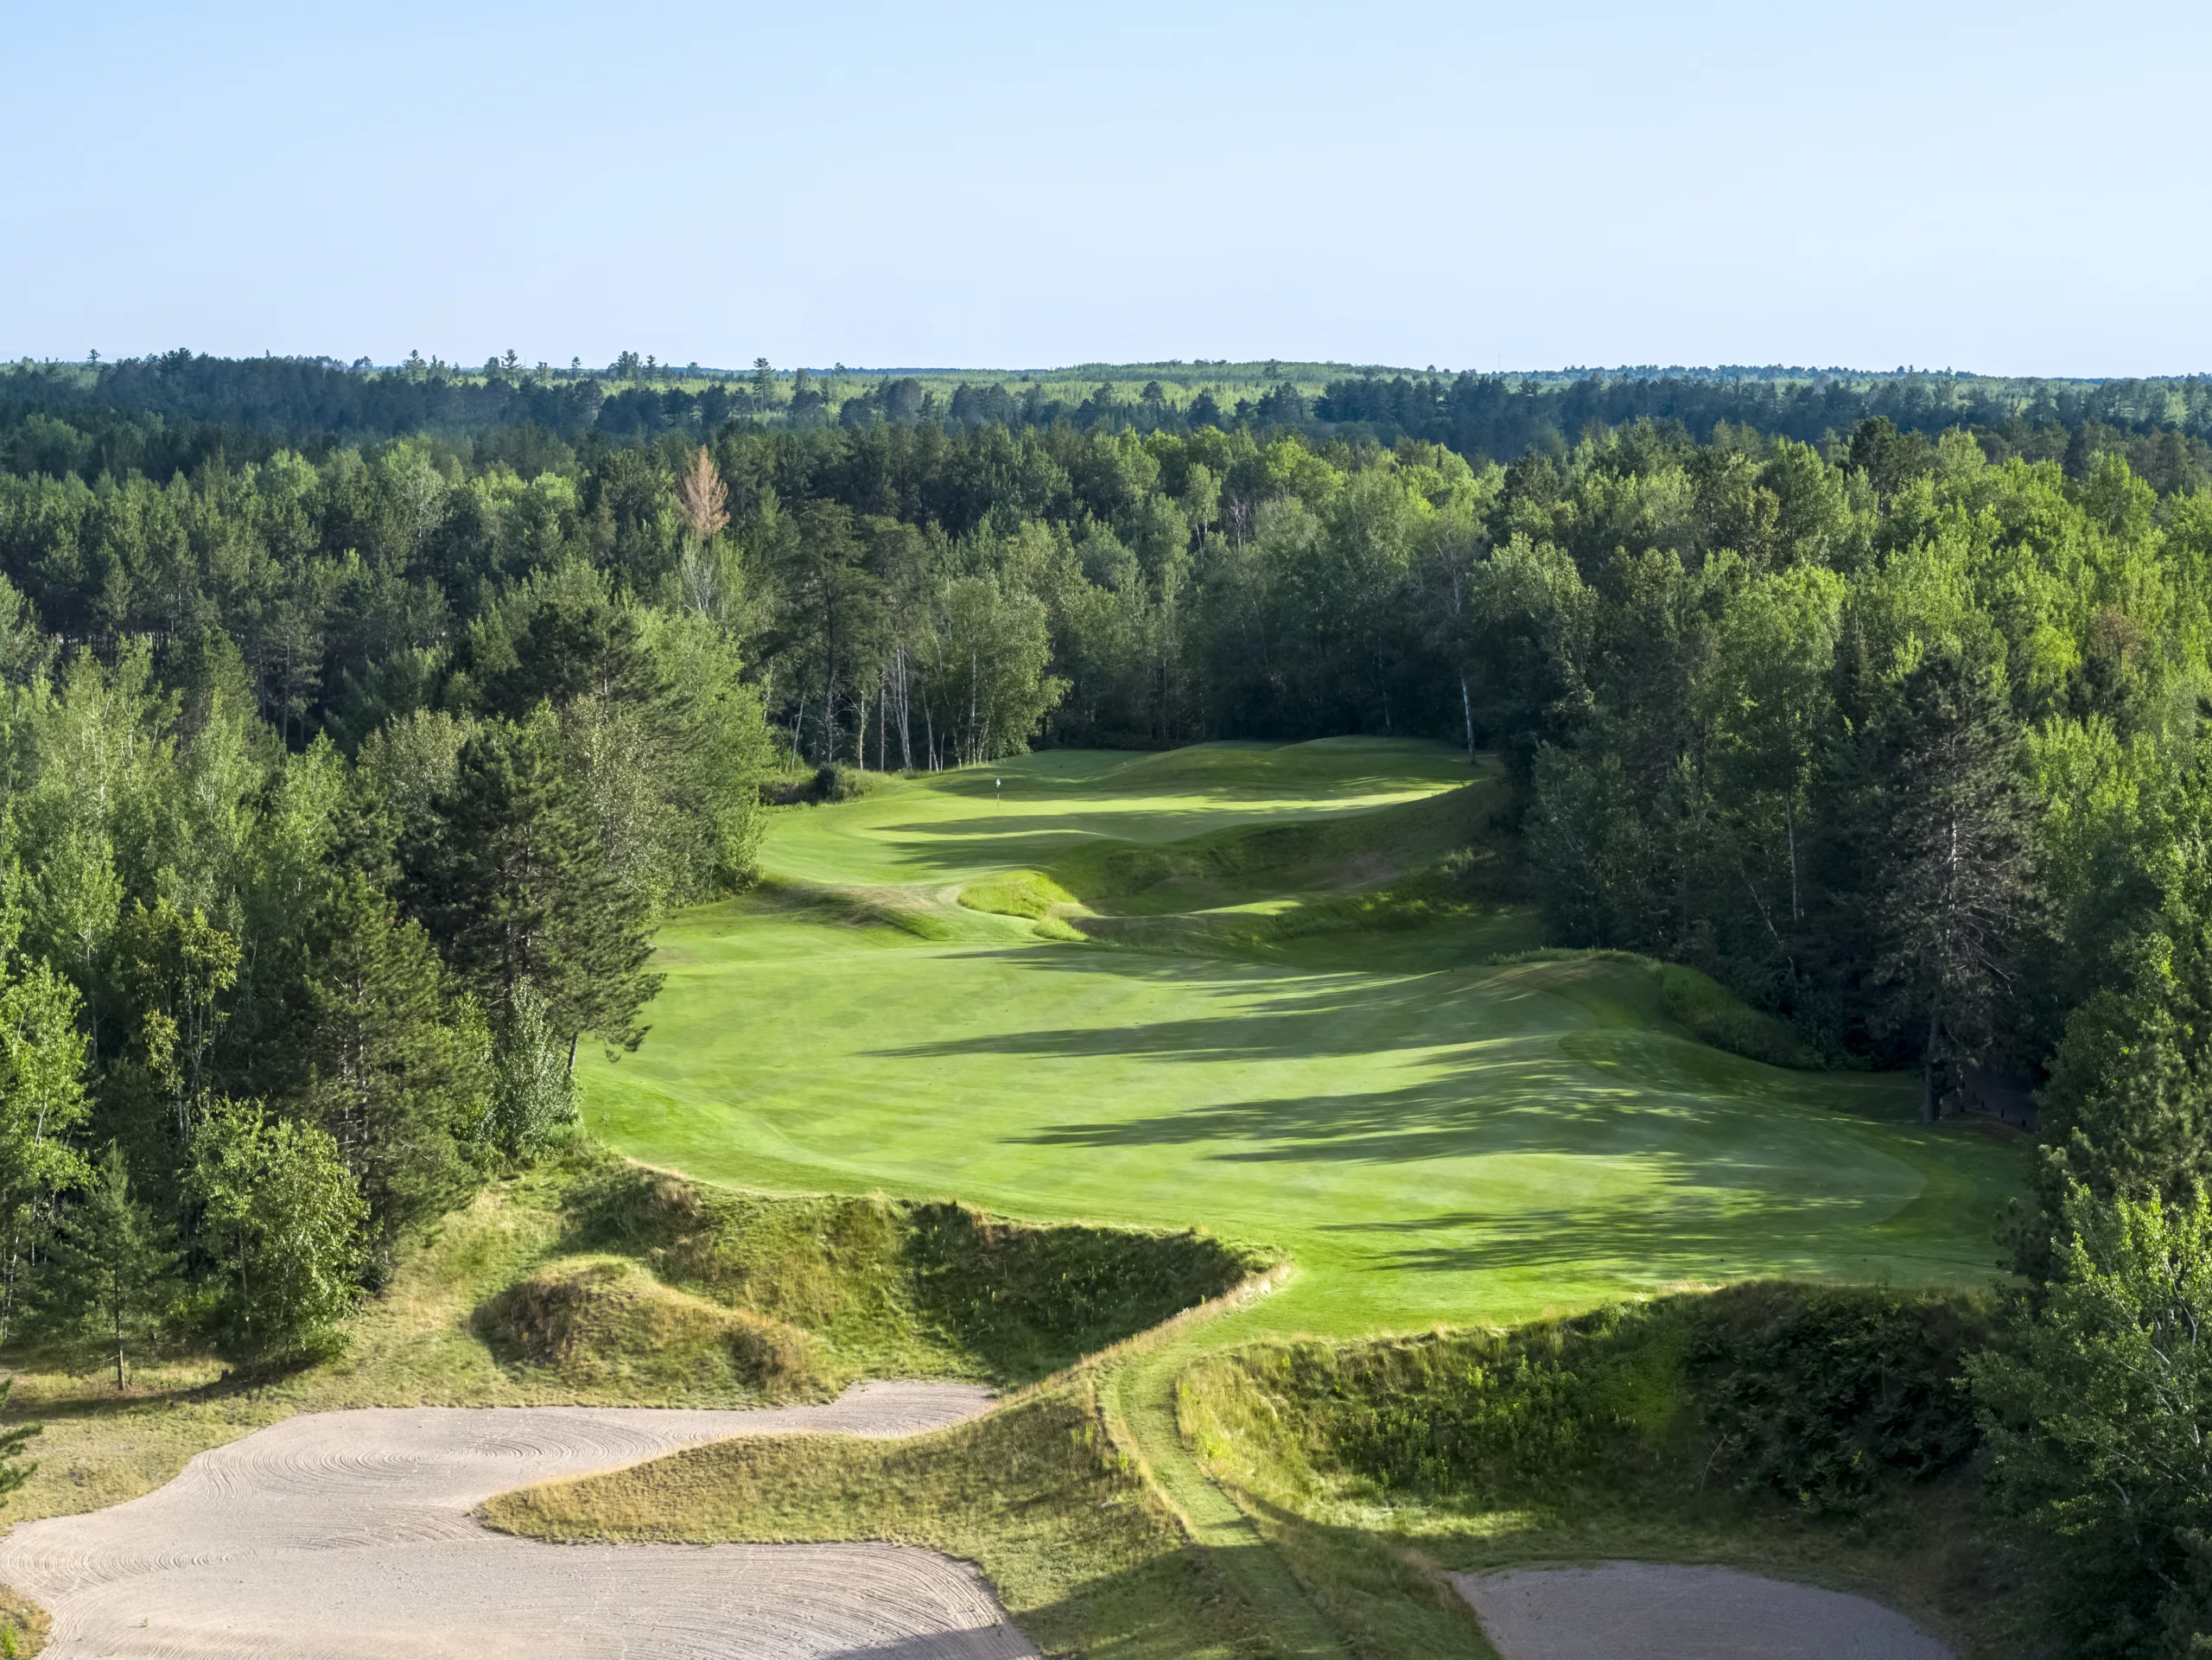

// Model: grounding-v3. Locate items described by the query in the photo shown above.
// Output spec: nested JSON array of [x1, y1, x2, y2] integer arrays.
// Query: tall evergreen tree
[[299, 873, 493, 1246], [1828, 649, 2037, 1120], [38, 1143, 178, 1390], [404, 709, 660, 1067]]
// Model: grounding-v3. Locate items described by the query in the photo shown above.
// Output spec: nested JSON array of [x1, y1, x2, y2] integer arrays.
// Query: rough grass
[[1179, 1286, 2038, 1658], [474, 1256, 831, 1401], [959, 868, 1079, 920], [485, 1379, 1270, 1660], [0, 1142, 1266, 1530], [0, 1587, 46, 1657], [1656, 963, 1825, 1071]]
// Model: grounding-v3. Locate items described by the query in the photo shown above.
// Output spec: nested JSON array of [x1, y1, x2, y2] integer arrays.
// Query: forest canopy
[[8, 357, 2212, 1644]]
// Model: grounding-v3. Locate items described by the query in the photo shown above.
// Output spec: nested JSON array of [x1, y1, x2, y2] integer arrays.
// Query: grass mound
[[1657, 964, 1825, 1071], [1181, 1284, 2021, 1654], [0, 1142, 1273, 1529], [484, 1379, 1266, 1660], [474, 1256, 830, 1401], [1052, 771, 1512, 922], [564, 1157, 1276, 1383], [958, 868, 1079, 921]]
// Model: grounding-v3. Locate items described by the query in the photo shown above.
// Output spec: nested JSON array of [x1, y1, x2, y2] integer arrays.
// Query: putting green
[[582, 740, 2024, 1336]]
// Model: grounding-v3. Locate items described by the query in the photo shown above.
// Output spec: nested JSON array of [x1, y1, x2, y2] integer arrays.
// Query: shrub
[[1187, 1284, 1986, 1517]]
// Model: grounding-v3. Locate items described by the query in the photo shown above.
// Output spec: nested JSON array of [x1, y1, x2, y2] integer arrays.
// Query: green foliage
[[187, 1100, 367, 1367], [1184, 1285, 1986, 1519], [298, 872, 491, 1246], [486, 977, 576, 1162], [404, 707, 661, 1054], [0, 952, 91, 1336], [1687, 1285, 1985, 1511], [34, 1143, 178, 1390], [2033, 812, 2212, 1256], [1971, 1185, 2212, 1656]]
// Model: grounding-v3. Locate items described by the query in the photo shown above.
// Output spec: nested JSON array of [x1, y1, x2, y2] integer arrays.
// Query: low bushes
[[1184, 1283, 1989, 1518]]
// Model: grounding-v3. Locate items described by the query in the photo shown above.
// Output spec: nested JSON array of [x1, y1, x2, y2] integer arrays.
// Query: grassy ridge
[[485, 1379, 1271, 1660], [0, 1144, 1264, 1525]]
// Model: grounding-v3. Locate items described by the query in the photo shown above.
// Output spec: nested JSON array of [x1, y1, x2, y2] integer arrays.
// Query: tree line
[[0, 471, 767, 1371], [10, 352, 2212, 474]]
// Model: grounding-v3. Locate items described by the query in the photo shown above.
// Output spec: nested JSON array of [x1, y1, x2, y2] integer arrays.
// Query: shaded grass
[[1179, 1286, 2040, 1658], [1656, 963, 1826, 1071], [485, 1379, 1272, 1660]]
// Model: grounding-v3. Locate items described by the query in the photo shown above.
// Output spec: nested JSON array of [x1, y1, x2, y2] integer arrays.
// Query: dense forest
[[9, 354, 2212, 1646]]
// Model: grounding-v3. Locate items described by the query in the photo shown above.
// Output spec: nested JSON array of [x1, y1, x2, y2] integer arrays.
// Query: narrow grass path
[[1103, 1328, 1349, 1659]]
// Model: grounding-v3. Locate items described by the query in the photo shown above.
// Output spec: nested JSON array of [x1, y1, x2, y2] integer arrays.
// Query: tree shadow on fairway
[[1316, 1193, 1950, 1283], [866, 946, 1579, 1068]]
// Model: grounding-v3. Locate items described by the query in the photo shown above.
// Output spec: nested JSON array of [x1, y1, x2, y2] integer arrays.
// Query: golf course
[[526, 736, 2034, 1655], [582, 738, 2023, 1339]]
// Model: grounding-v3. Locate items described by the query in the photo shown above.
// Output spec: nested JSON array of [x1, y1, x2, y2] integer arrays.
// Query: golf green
[[582, 740, 2024, 1336]]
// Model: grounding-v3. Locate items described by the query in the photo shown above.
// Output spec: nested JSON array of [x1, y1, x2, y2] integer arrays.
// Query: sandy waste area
[[1454, 1561, 1951, 1659], [0, 1381, 1039, 1659]]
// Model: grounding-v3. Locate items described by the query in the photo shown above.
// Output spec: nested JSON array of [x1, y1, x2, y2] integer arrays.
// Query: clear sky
[[3, 1, 2206, 377]]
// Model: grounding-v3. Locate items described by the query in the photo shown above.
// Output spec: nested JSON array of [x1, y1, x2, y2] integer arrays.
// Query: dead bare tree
[[676, 447, 731, 618]]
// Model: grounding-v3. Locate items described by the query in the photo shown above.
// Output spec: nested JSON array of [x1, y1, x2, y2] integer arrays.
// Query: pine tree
[[301, 873, 493, 1243], [39, 1144, 178, 1390], [1842, 648, 2037, 1121], [405, 709, 660, 1069]]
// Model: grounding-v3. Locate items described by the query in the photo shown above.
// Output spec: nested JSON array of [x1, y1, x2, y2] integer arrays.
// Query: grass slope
[[0, 1145, 1255, 1529], [1177, 1286, 2033, 1657], [583, 739, 2026, 1341]]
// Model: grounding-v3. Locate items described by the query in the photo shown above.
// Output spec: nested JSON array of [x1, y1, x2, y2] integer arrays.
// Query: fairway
[[582, 740, 2024, 1338]]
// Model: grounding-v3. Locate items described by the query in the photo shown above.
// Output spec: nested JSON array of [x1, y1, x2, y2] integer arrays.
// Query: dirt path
[[1453, 1562, 1950, 1659], [0, 1381, 1037, 1660]]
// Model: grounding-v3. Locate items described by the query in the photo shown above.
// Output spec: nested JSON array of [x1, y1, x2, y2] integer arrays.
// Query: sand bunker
[[1454, 1561, 1951, 1660], [0, 1381, 1036, 1660]]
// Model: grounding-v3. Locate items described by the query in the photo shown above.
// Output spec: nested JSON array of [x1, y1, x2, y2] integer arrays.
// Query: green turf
[[582, 739, 2026, 1344]]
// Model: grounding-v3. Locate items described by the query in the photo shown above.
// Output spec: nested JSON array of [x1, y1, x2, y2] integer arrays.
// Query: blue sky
[[3, 1, 2206, 376]]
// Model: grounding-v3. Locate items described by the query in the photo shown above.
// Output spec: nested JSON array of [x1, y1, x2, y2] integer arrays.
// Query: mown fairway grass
[[583, 738, 2026, 1342]]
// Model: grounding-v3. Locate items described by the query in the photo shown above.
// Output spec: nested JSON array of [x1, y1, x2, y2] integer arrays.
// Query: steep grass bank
[[0, 1143, 1268, 1527], [1180, 1285, 2035, 1657]]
